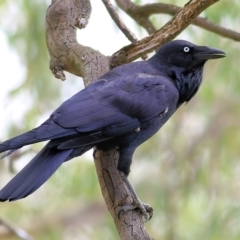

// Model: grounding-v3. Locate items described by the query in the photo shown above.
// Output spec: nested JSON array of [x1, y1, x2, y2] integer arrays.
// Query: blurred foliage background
[[0, 0, 239, 239]]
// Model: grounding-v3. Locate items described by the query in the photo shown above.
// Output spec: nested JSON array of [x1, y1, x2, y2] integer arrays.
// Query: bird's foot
[[117, 199, 153, 222], [116, 172, 153, 222]]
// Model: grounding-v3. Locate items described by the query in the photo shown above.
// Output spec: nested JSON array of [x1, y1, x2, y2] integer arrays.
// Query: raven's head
[[152, 40, 226, 70], [149, 40, 226, 104]]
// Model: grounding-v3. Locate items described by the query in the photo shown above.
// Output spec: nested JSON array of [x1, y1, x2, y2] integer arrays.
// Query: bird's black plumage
[[0, 40, 225, 202]]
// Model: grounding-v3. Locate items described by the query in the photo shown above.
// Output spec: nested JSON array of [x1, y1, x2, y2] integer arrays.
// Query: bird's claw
[[117, 171, 153, 221], [143, 203, 154, 221], [117, 200, 153, 222]]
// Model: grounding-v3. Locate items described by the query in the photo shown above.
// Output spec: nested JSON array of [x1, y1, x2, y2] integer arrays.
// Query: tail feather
[[0, 119, 77, 154], [0, 131, 36, 154], [0, 143, 72, 201]]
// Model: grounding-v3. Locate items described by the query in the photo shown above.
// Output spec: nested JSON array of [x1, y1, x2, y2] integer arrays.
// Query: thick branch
[[94, 150, 153, 240], [111, 0, 220, 67], [45, 0, 109, 84]]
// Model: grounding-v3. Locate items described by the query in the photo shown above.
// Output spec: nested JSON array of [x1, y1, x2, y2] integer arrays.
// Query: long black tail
[[0, 143, 73, 202], [0, 118, 77, 155]]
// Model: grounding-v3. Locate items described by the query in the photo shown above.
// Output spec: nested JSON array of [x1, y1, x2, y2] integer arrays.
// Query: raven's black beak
[[196, 46, 226, 60]]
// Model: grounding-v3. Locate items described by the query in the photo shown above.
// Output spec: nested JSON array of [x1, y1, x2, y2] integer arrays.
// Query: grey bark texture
[[46, 0, 109, 85]]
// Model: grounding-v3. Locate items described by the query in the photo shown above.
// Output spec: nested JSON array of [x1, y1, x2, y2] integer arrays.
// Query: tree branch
[[45, 0, 109, 85], [136, 2, 240, 41], [111, 0, 220, 67], [115, 0, 157, 34], [102, 0, 138, 43], [94, 150, 153, 240], [0, 218, 33, 240], [116, 0, 240, 41]]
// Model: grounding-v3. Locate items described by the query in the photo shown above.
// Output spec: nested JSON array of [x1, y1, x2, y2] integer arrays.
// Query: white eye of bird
[[183, 46, 190, 53]]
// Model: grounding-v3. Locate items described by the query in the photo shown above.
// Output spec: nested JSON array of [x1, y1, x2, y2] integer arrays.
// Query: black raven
[[0, 40, 225, 219]]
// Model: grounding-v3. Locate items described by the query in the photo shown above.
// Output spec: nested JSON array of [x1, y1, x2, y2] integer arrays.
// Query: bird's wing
[[0, 72, 178, 154], [53, 72, 179, 134]]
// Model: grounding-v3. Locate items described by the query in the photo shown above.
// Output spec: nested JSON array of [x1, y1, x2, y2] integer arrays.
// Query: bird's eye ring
[[183, 46, 190, 53]]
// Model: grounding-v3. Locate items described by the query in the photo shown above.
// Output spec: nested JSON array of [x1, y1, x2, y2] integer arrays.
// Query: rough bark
[[94, 150, 153, 240], [45, 0, 220, 239], [45, 0, 109, 84]]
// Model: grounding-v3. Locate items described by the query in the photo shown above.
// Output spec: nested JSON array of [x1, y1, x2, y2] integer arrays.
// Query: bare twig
[[8, 148, 38, 173], [116, 0, 240, 41], [102, 0, 138, 43], [115, 0, 157, 34], [193, 16, 240, 41], [0, 218, 33, 240]]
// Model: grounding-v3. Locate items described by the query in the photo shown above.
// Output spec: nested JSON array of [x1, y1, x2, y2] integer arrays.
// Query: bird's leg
[[117, 171, 153, 222]]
